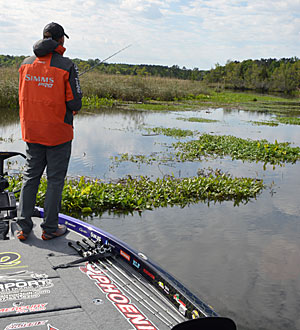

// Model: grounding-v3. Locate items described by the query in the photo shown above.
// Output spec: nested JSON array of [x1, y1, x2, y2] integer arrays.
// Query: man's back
[[19, 38, 82, 146]]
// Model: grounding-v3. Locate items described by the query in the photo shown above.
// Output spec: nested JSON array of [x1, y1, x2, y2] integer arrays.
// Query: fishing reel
[[53, 237, 113, 270], [0, 151, 26, 239]]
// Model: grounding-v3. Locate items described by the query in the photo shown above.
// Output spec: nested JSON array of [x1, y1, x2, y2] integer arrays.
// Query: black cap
[[43, 22, 69, 40]]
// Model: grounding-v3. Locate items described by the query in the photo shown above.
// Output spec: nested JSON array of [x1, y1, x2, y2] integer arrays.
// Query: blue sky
[[1, 0, 300, 69]]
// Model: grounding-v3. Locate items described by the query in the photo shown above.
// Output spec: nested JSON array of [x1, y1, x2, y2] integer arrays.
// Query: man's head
[[43, 22, 69, 44]]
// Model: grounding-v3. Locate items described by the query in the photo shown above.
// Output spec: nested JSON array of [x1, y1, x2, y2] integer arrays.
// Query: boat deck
[[0, 218, 186, 330]]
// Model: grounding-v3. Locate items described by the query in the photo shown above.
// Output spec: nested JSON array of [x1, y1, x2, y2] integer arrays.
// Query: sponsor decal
[[133, 260, 140, 269], [64, 220, 77, 228], [80, 263, 158, 330], [0, 252, 22, 268], [192, 310, 199, 319], [0, 273, 53, 302], [158, 281, 169, 295], [74, 64, 82, 94], [79, 227, 88, 234], [173, 294, 187, 316], [0, 271, 48, 282], [143, 268, 155, 280], [25, 74, 54, 88], [4, 320, 48, 329], [120, 250, 130, 262], [0, 303, 47, 314], [90, 231, 102, 241]]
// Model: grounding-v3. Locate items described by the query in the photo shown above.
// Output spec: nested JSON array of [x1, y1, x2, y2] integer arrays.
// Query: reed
[[0, 67, 19, 109], [79, 72, 210, 102]]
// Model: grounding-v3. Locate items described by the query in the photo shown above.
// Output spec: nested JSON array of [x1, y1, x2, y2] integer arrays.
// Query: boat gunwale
[[36, 207, 218, 320]]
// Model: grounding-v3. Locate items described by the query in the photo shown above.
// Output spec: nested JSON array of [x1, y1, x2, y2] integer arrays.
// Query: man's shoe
[[41, 225, 67, 241], [16, 230, 29, 241]]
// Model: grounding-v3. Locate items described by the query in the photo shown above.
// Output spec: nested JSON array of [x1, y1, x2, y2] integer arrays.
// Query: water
[[1, 106, 300, 330]]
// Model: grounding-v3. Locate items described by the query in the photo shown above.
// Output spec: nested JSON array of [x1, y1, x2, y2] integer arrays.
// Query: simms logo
[[25, 74, 54, 88]]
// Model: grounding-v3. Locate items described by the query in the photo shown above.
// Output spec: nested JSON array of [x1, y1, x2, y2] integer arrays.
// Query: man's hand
[[73, 111, 79, 116]]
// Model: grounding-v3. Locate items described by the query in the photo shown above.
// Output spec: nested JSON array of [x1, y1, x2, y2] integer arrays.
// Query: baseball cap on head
[[43, 22, 69, 40]]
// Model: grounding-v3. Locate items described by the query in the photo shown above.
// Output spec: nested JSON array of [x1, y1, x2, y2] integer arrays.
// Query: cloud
[[1, 0, 300, 69]]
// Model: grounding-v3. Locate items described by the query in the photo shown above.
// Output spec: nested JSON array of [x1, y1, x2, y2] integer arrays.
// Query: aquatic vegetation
[[177, 117, 219, 123], [113, 133, 300, 167], [250, 121, 279, 127], [275, 116, 300, 125], [126, 102, 195, 111], [174, 134, 300, 165], [8, 172, 265, 216], [146, 127, 195, 138], [250, 117, 300, 126], [82, 95, 115, 108]]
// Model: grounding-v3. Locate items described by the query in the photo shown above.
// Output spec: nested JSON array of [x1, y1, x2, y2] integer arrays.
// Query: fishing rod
[[79, 44, 132, 76]]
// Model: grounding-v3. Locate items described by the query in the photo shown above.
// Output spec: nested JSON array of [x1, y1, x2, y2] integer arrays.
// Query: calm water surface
[[1, 106, 300, 330]]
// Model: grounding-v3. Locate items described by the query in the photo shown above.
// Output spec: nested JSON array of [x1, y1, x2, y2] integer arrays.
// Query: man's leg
[[41, 141, 71, 234], [18, 143, 47, 234]]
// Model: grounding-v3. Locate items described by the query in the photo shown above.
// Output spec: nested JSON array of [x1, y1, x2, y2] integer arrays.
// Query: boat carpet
[[0, 218, 184, 330]]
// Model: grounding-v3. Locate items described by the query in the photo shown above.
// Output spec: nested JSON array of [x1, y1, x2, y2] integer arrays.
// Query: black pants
[[18, 141, 71, 234]]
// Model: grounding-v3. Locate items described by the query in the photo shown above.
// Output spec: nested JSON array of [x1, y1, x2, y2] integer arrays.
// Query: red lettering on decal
[[99, 283, 120, 293], [116, 303, 139, 314], [79, 262, 158, 330], [92, 275, 110, 284], [108, 293, 129, 304], [143, 268, 155, 280], [127, 314, 152, 326]]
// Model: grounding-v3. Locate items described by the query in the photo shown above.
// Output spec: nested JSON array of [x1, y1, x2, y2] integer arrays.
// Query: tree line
[[1, 54, 300, 93], [204, 57, 300, 94], [0, 55, 206, 81]]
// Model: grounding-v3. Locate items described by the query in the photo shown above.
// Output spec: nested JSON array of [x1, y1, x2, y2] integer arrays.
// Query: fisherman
[[17, 22, 82, 241]]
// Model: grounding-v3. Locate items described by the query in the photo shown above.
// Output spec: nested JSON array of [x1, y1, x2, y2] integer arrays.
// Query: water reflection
[[1, 106, 300, 329]]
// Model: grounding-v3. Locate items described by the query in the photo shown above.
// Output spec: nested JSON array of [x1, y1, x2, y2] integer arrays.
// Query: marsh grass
[[80, 72, 210, 102], [0, 67, 19, 109], [1, 67, 300, 115]]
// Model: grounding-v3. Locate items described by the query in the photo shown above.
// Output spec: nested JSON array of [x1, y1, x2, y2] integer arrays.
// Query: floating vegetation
[[275, 116, 300, 125], [8, 172, 265, 216], [250, 121, 279, 127], [249, 116, 300, 126], [113, 133, 300, 167], [174, 134, 300, 165], [177, 117, 219, 123], [146, 127, 195, 138]]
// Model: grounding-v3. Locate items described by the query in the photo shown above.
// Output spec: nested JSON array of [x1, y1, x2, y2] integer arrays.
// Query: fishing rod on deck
[[79, 44, 132, 76]]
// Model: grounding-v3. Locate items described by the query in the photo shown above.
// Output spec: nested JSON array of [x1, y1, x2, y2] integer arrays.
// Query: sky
[[1, 0, 300, 70]]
